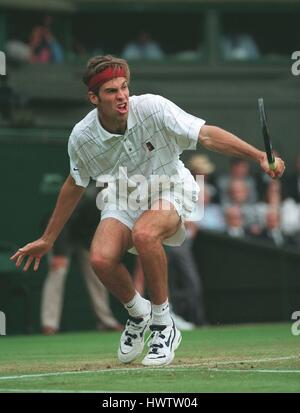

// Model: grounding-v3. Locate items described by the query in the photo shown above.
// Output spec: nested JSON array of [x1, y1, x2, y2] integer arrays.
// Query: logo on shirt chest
[[146, 141, 155, 152]]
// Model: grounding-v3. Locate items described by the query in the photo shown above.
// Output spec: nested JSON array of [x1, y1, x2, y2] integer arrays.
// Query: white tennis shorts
[[100, 185, 199, 254]]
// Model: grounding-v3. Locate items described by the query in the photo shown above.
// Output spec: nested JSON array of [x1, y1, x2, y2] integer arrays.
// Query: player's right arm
[[10, 175, 85, 272], [199, 125, 285, 179]]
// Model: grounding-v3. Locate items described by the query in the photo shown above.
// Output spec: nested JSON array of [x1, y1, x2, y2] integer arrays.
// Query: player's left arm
[[198, 124, 285, 178]]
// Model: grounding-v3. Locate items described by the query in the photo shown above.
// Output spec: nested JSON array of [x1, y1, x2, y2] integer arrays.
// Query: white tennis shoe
[[118, 312, 152, 363], [142, 319, 182, 366]]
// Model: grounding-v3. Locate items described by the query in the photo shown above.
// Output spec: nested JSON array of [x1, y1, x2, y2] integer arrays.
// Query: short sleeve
[[160, 96, 205, 151], [68, 133, 90, 188]]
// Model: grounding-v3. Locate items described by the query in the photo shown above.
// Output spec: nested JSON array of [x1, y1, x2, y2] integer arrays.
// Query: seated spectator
[[224, 206, 246, 238], [187, 154, 215, 178], [281, 198, 300, 246], [122, 31, 164, 60], [259, 209, 286, 247], [187, 153, 218, 202], [283, 154, 300, 202], [217, 158, 258, 205], [30, 26, 51, 63], [221, 33, 260, 61], [186, 154, 223, 231], [29, 16, 64, 63], [256, 179, 282, 228], [191, 183, 225, 232], [224, 178, 260, 234]]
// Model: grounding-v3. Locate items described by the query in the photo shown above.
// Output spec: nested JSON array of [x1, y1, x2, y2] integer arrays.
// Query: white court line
[[208, 355, 299, 365], [210, 369, 300, 374], [0, 389, 128, 393], [0, 355, 299, 382], [1, 369, 300, 393]]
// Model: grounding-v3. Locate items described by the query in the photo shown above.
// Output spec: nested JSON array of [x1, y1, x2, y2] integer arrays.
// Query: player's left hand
[[259, 154, 285, 179], [10, 238, 53, 272]]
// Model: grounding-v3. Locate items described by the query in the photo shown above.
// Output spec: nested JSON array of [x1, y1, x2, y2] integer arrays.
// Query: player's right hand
[[10, 239, 53, 272], [259, 154, 285, 179]]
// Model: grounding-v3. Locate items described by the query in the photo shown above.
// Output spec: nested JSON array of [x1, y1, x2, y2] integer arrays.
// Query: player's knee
[[90, 254, 114, 275], [132, 226, 159, 249]]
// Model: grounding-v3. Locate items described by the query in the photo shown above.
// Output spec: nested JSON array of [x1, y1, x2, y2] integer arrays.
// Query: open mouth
[[116, 102, 128, 114]]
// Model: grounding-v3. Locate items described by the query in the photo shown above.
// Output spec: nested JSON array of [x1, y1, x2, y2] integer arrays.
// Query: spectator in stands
[[279, 155, 300, 245], [41, 184, 122, 334], [224, 206, 246, 238], [259, 209, 286, 247], [255, 179, 282, 229], [194, 183, 226, 232], [221, 33, 260, 61], [283, 154, 300, 202], [187, 154, 216, 178], [122, 31, 164, 60], [224, 178, 260, 235], [187, 154, 218, 201], [29, 16, 64, 64], [265, 179, 282, 208], [217, 158, 258, 205], [187, 155, 225, 232], [281, 199, 300, 246]]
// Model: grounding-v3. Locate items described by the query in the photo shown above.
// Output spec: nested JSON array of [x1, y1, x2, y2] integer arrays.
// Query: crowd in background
[[187, 153, 300, 248], [4, 14, 263, 65], [5, 16, 64, 65]]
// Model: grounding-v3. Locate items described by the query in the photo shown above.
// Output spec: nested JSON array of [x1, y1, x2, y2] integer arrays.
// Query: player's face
[[97, 77, 129, 118], [88, 77, 129, 133]]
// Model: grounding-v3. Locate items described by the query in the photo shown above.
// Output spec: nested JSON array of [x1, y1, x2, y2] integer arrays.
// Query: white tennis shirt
[[68, 94, 205, 189]]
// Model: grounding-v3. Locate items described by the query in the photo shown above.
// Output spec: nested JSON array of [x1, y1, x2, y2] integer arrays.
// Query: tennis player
[[11, 55, 285, 366]]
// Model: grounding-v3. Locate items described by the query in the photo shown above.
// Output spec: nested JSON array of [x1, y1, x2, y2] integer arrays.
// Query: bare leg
[[90, 218, 135, 304], [132, 200, 180, 305], [132, 257, 145, 296], [78, 247, 121, 329]]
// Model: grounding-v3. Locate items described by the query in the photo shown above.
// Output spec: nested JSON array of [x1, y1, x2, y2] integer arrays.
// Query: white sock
[[152, 299, 172, 326], [124, 292, 150, 318]]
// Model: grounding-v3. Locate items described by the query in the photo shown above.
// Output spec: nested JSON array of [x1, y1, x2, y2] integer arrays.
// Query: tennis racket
[[258, 98, 276, 171]]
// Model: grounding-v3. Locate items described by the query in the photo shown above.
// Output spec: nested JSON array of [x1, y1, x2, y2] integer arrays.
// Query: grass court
[[0, 323, 299, 393]]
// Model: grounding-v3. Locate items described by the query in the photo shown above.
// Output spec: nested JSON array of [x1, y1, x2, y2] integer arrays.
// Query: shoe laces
[[148, 325, 167, 355], [123, 316, 144, 347]]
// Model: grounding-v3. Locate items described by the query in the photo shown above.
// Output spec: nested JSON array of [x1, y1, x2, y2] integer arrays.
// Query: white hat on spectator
[[187, 154, 215, 175]]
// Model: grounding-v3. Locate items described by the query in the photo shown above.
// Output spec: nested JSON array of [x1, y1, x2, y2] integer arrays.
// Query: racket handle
[[269, 161, 276, 171]]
